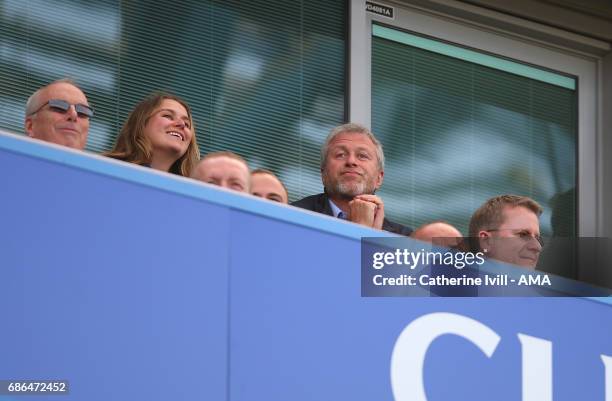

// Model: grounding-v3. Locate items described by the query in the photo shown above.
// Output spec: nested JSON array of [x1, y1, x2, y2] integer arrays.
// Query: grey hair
[[25, 78, 80, 116], [320, 123, 385, 171]]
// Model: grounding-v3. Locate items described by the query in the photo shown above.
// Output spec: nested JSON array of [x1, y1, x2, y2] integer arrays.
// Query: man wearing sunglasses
[[469, 194, 543, 269], [24, 79, 93, 150]]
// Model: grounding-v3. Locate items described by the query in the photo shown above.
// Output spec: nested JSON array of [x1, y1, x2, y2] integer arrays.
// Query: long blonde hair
[[105, 92, 200, 176]]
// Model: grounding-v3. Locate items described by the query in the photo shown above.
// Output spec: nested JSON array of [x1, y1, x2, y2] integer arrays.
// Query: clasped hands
[[346, 194, 384, 230]]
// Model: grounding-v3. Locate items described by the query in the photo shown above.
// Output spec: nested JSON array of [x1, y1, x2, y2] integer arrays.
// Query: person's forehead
[[43, 83, 87, 104], [328, 132, 376, 150], [155, 99, 188, 117], [252, 173, 286, 194], [500, 206, 540, 228], [201, 157, 248, 176], [425, 223, 461, 237], [252, 173, 281, 188]]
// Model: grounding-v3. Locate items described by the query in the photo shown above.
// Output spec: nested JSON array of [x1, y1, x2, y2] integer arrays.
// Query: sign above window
[[366, 1, 394, 19]]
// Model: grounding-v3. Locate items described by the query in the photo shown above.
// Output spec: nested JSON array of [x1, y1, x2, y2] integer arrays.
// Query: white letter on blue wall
[[517, 333, 552, 401], [390, 312, 501, 401], [602, 354, 612, 401]]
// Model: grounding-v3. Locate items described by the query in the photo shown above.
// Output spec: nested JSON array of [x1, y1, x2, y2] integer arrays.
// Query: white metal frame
[[349, 0, 609, 236]]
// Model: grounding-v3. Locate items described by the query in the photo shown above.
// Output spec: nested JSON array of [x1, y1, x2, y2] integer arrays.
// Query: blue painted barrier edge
[[3, 132, 610, 305], [0, 132, 393, 241]]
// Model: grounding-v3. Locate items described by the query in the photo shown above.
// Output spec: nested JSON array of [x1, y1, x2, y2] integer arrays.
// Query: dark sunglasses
[[28, 99, 94, 118]]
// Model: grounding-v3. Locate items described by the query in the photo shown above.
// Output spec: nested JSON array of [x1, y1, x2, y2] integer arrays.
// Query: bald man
[[24, 79, 93, 150], [411, 221, 463, 248]]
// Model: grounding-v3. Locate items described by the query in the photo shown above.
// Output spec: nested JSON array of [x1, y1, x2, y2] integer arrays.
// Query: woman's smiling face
[[143, 99, 193, 158]]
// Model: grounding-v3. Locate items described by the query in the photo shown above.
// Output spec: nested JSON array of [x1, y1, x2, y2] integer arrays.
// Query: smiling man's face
[[25, 82, 90, 150], [322, 132, 383, 200]]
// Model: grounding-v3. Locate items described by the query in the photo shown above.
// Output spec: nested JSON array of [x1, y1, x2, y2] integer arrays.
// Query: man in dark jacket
[[292, 123, 411, 236]]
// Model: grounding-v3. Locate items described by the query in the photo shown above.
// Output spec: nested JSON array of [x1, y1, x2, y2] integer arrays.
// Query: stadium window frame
[[349, 0, 611, 237]]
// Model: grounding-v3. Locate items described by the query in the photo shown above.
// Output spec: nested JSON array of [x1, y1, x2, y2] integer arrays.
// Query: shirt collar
[[328, 199, 345, 219]]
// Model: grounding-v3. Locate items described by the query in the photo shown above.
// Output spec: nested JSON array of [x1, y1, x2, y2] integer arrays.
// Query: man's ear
[[24, 116, 34, 138], [375, 169, 384, 189], [478, 231, 491, 253]]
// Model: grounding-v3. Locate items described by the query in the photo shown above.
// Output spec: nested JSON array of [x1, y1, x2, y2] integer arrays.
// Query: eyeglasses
[[28, 99, 94, 118], [486, 228, 545, 247]]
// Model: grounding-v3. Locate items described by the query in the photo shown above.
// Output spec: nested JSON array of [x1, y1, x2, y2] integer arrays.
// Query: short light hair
[[469, 194, 543, 239], [201, 151, 249, 170], [320, 123, 385, 171], [251, 168, 289, 198], [25, 78, 81, 116]]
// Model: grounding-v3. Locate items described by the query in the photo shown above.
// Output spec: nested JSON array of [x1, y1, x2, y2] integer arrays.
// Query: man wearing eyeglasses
[[469, 194, 543, 269], [24, 79, 93, 150]]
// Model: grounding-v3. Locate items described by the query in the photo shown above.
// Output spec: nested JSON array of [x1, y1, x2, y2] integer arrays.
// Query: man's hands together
[[347, 194, 385, 230]]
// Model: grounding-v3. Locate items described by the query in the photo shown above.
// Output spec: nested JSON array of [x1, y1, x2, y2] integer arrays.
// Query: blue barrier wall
[[0, 133, 611, 401]]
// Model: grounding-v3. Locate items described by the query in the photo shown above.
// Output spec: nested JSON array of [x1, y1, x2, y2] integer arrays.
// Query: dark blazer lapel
[[318, 193, 334, 216]]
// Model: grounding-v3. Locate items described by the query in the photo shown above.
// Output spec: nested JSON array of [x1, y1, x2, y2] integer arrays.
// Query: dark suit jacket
[[291, 193, 412, 236]]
